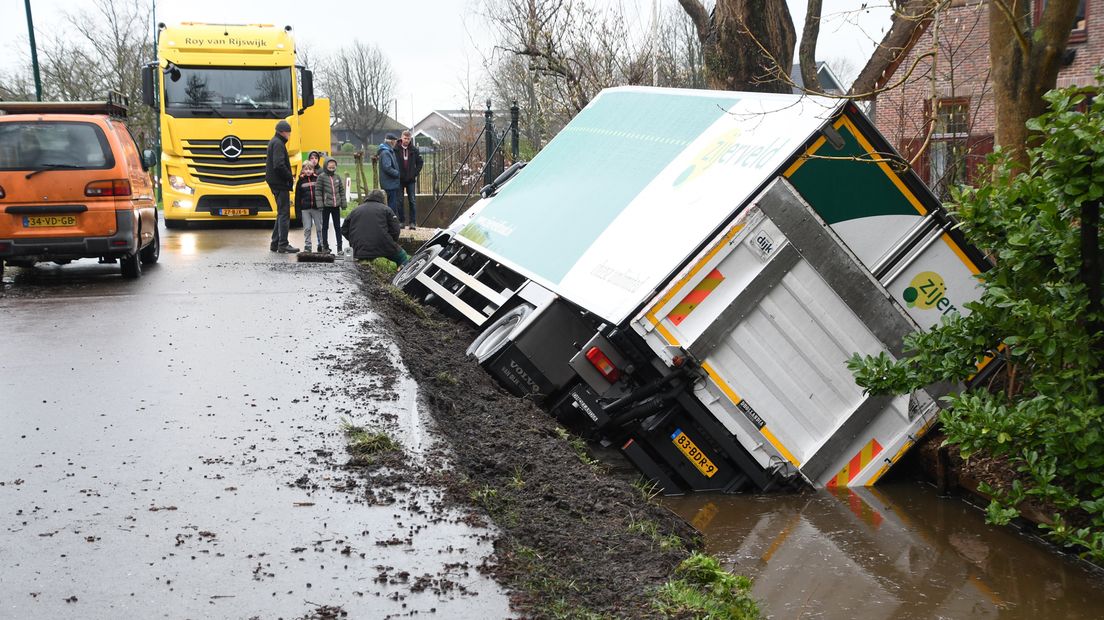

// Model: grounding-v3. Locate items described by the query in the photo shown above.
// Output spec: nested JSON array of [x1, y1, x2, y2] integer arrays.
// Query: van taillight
[[586, 346, 621, 383], [85, 179, 131, 197]]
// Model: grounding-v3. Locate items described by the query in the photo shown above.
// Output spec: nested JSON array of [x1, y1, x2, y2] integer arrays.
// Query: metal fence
[[330, 102, 519, 204]]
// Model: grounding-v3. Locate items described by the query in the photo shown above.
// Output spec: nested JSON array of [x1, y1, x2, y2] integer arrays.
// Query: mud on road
[[343, 265, 701, 618]]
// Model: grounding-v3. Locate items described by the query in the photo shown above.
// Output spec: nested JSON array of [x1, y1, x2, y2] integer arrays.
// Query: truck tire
[[392, 245, 443, 298], [466, 303, 534, 363], [140, 225, 160, 265]]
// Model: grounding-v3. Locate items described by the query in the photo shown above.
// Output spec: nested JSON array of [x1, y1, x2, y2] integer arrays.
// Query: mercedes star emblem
[[220, 135, 243, 160]]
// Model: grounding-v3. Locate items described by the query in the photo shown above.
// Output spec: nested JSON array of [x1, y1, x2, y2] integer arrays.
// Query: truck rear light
[[85, 179, 132, 197], [586, 346, 622, 383]]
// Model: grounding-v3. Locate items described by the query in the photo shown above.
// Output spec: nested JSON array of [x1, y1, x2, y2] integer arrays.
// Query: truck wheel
[[164, 218, 185, 230], [393, 245, 442, 297], [140, 225, 161, 265], [121, 251, 142, 279], [466, 304, 534, 363]]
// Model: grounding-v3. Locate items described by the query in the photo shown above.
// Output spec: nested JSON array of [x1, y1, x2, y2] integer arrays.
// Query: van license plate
[[24, 215, 77, 228], [220, 209, 250, 216], [671, 429, 718, 478]]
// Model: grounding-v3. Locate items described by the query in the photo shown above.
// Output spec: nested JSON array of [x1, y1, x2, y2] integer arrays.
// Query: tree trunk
[[678, 0, 796, 93], [799, 0, 823, 92], [989, 0, 1081, 167]]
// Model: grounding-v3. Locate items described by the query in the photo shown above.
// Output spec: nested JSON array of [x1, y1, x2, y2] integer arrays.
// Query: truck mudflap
[[632, 178, 948, 489]]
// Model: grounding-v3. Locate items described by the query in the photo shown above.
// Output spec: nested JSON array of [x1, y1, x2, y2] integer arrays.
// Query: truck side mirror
[[141, 149, 156, 171], [300, 68, 315, 111], [141, 63, 157, 109]]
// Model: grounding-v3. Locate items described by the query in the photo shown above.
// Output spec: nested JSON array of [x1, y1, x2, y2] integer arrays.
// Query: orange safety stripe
[[667, 269, 725, 325], [826, 438, 882, 488]]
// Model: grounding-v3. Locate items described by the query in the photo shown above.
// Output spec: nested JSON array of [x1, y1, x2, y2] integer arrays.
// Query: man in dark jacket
[[341, 189, 408, 266], [265, 120, 298, 253], [396, 130, 423, 229], [377, 134, 402, 222]]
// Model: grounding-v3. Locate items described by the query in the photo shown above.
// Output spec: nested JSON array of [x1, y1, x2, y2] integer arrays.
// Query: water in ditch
[[663, 482, 1104, 619]]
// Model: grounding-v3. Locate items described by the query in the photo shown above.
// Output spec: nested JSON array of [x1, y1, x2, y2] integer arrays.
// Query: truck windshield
[[164, 67, 292, 118], [0, 121, 114, 171]]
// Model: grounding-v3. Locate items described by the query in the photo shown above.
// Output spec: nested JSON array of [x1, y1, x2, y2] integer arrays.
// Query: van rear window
[[0, 121, 115, 171]]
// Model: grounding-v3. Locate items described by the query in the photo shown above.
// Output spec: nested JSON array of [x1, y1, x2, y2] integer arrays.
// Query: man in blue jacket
[[377, 133, 401, 220]]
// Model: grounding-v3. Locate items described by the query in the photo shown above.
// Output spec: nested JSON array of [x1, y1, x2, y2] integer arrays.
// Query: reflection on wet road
[[0, 225, 510, 618], [665, 483, 1104, 618]]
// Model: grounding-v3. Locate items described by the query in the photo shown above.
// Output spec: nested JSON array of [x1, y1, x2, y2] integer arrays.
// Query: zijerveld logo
[[673, 128, 788, 188], [220, 135, 243, 159], [902, 271, 959, 316]]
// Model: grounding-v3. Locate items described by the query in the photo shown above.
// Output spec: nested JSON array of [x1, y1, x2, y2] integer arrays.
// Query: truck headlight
[[168, 175, 194, 195]]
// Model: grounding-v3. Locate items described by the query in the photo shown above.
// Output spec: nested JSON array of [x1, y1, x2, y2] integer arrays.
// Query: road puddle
[[664, 483, 1104, 618]]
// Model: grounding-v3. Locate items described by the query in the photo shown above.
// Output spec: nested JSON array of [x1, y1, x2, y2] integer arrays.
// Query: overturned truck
[[394, 87, 989, 493]]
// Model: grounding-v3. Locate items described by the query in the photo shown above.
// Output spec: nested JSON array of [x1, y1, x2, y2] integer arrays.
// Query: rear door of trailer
[[633, 179, 942, 488]]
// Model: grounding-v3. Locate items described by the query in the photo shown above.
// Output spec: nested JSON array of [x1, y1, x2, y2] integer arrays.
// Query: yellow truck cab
[[142, 23, 330, 228], [0, 93, 159, 280]]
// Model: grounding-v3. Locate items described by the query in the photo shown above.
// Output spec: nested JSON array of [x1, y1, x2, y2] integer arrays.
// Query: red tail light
[[586, 346, 621, 383], [85, 179, 132, 197]]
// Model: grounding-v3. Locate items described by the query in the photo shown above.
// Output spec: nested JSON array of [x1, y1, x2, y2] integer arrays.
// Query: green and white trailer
[[395, 87, 989, 491]]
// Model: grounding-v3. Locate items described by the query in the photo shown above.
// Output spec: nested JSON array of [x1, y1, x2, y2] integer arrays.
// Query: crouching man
[[341, 189, 410, 266]]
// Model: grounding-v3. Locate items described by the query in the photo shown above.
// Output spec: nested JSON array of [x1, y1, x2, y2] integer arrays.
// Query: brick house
[[856, 0, 1099, 198]]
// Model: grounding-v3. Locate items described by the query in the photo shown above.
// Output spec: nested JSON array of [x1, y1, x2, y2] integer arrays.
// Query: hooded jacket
[[317, 158, 347, 211], [294, 165, 319, 211], [341, 199, 401, 260], [396, 142, 423, 183], [377, 142, 400, 190]]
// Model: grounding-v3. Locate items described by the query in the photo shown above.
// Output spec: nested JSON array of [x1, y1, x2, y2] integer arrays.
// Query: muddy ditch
[[338, 265, 706, 618]]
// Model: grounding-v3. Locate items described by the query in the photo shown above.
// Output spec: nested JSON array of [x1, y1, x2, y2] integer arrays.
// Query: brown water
[[664, 483, 1104, 619]]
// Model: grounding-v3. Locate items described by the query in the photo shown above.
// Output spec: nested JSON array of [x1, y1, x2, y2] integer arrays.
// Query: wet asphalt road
[[0, 224, 511, 619]]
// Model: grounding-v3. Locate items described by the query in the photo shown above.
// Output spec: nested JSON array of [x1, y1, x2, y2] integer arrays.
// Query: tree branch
[[799, 0, 824, 93], [676, 0, 711, 44]]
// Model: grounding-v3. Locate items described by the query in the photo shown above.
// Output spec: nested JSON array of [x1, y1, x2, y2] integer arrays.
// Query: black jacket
[[294, 170, 319, 211], [265, 133, 293, 190], [341, 200, 401, 260], [396, 143, 423, 183]]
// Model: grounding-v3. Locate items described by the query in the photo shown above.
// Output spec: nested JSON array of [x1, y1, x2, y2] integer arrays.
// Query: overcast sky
[[2, 0, 892, 126]]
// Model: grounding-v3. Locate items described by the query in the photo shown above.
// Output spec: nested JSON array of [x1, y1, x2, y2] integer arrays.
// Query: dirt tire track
[[352, 267, 701, 618]]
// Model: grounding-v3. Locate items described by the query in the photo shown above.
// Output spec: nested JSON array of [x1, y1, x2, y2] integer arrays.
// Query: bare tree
[[479, 0, 650, 116], [65, 0, 156, 146], [318, 40, 397, 148]]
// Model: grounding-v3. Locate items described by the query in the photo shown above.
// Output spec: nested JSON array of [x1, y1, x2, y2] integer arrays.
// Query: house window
[[930, 100, 969, 200], [1038, 0, 1088, 43]]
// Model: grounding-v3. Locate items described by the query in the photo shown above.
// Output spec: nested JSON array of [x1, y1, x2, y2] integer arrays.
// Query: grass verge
[[653, 553, 759, 619]]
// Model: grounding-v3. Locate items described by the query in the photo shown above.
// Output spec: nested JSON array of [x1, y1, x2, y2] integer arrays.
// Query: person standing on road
[[341, 189, 409, 266], [396, 130, 423, 230], [318, 157, 347, 254], [295, 160, 322, 252], [266, 120, 298, 253], [377, 134, 402, 222]]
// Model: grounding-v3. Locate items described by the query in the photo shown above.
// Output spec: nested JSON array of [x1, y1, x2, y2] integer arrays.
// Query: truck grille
[[182, 139, 268, 187]]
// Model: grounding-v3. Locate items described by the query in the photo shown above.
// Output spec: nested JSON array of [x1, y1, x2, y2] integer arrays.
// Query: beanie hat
[[276, 120, 292, 132]]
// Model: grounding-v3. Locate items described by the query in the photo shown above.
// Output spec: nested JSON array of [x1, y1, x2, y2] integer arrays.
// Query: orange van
[[0, 94, 159, 280]]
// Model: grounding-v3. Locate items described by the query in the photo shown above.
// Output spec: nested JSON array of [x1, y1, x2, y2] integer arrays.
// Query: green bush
[[848, 74, 1104, 561], [339, 141, 356, 153]]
